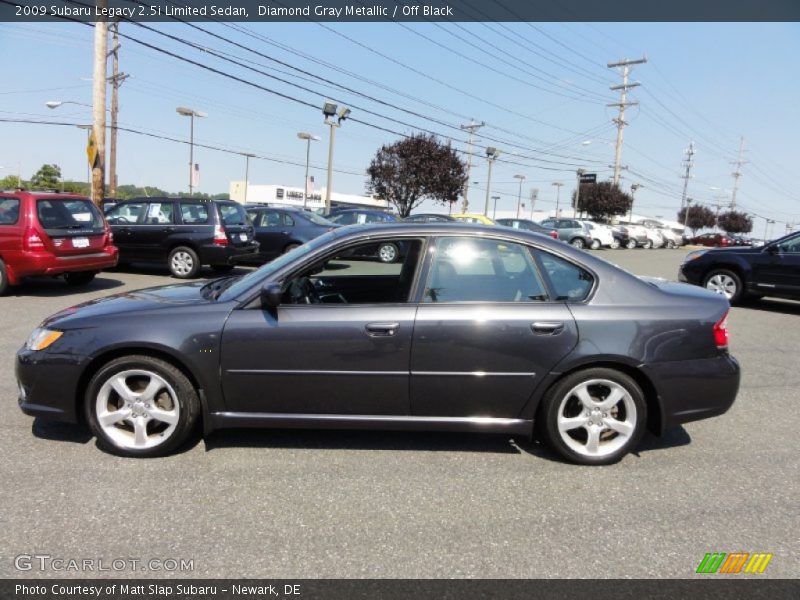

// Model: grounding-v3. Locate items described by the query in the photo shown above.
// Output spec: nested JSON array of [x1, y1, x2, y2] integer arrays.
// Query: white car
[[581, 221, 616, 249], [657, 227, 683, 249]]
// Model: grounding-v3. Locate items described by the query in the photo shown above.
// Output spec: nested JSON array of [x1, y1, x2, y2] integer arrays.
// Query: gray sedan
[[16, 224, 739, 465]]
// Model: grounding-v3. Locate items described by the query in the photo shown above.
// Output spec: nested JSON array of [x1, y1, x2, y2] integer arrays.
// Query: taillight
[[213, 224, 228, 246], [713, 311, 729, 349], [550, 230, 558, 239], [23, 227, 45, 250], [105, 227, 114, 245]]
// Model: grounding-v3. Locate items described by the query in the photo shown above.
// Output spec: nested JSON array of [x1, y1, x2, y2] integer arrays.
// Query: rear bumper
[[200, 242, 259, 265], [643, 354, 740, 432], [7, 248, 118, 283]]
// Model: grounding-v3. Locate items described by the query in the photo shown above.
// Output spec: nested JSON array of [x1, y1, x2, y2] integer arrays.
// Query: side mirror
[[260, 282, 283, 309], [766, 244, 779, 254]]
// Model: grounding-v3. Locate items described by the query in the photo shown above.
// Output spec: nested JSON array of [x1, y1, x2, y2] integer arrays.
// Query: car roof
[[0, 190, 91, 201], [120, 197, 237, 204]]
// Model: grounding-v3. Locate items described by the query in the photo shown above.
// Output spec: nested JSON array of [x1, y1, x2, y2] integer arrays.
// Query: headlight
[[684, 250, 707, 263], [26, 328, 63, 351]]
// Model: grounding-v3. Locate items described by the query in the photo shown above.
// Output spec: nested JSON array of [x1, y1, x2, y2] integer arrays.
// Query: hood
[[702, 245, 762, 255], [43, 280, 215, 328]]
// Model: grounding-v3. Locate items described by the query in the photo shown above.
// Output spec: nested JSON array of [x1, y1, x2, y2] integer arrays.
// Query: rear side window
[[537, 252, 594, 302], [329, 212, 356, 225], [0, 198, 20, 224], [37, 199, 103, 230], [217, 202, 247, 226], [261, 210, 283, 227], [106, 202, 146, 224], [180, 202, 209, 225]]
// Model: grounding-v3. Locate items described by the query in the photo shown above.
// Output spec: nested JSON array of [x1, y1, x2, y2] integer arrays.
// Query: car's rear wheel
[[168, 246, 200, 279], [85, 355, 200, 457], [0, 259, 9, 296], [643, 240, 653, 249], [570, 238, 586, 249], [539, 368, 647, 465], [610, 239, 621, 250], [703, 269, 743, 304], [378, 242, 399, 263], [64, 271, 96, 286], [590, 239, 601, 250], [625, 239, 637, 249]]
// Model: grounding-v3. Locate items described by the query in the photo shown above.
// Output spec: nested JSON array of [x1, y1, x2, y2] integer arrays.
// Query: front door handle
[[162, 227, 175, 233], [365, 322, 400, 337], [531, 321, 564, 335]]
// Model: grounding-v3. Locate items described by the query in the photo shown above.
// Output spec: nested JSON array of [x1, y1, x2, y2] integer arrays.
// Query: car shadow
[[9, 276, 125, 298], [741, 297, 800, 316], [31, 419, 93, 444], [204, 428, 523, 455]]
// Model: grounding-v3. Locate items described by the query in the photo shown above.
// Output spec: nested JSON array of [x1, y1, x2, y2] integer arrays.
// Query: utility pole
[[529, 188, 538, 219], [513, 174, 526, 218], [607, 57, 647, 186], [552, 182, 564, 217], [107, 20, 128, 198], [679, 141, 696, 213], [460, 119, 485, 212], [629, 183, 641, 221], [483, 146, 499, 216], [574, 168, 585, 218], [91, 0, 109, 207], [730, 136, 747, 210], [491, 195, 501, 219]]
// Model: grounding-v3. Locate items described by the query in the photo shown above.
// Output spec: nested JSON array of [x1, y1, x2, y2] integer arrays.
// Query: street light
[[552, 182, 564, 217], [176, 106, 207, 195], [297, 132, 320, 209], [513, 174, 526, 218], [46, 100, 92, 110], [322, 101, 350, 215], [491, 195, 501, 219], [241, 153, 255, 204], [483, 147, 500, 217], [629, 183, 642, 221]]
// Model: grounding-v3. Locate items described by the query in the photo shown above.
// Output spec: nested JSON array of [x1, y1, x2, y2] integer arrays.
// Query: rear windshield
[[217, 202, 247, 226], [37, 199, 104, 230]]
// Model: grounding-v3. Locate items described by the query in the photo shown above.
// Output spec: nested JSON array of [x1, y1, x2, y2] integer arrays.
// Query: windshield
[[37, 199, 104, 230], [217, 202, 247, 226], [218, 230, 339, 301]]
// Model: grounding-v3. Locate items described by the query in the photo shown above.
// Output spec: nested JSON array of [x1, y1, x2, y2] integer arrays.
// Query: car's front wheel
[[625, 239, 637, 249], [643, 240, 653, 249], [168, 246, 200, 279], [539, 368, 647, 465], [570, 238, 586, 249], [590, 239, 601, 250], [703, 269, 743, 304], [85, 355, 200, 457], [610, 239, 621, 250], [378, 242, 399, 263]]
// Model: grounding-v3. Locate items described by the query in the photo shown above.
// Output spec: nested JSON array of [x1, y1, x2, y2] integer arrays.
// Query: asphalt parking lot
[[1, 250, 798, 578]]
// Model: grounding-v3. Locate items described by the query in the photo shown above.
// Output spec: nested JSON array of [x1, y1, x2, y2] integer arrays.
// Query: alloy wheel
[[705, 273, 737, 300], [378, 243, 398, 263], [170, 251, 194, 277]]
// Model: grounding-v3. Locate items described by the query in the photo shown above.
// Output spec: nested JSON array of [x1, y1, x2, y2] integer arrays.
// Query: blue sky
[[1, 20, 799, 232]]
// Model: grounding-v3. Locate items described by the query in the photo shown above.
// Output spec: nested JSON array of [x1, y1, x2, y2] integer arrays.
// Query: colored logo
[[696, 552, 773, 574]]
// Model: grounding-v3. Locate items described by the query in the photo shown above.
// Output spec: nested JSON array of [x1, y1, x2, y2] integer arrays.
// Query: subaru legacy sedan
[[16, 224, 739, 465]]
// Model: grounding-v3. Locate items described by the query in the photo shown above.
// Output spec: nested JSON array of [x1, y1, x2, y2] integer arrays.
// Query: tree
[[366, 134, 467, 217], [678, 205, 716, 235], [573, 181, 632, 220], [30, 164, 62, 190], [0, 175, 23, 190], [717, 210, 753, 234]]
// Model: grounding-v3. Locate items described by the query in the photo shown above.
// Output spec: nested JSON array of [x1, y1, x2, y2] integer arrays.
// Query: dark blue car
[[326, 208, 398, 225], [244, 206, 336, 264]]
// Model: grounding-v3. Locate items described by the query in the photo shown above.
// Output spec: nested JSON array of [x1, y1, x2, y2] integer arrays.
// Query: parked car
[[403, 213, 456, 223], [0, 191, 118, 295], [539, 218, 594, 249], [579, 221, 616, 249], [104, 198, 258, 278], [729, 234, 753, 247], [615, 221, 650, 248], [326, 209, 398, 225], [679, 230, 800, 304], [244, 206, 337, 264], [657, 227, 683, 249], [17, 223, 739, 465], [687, 232, 736, 248], [451, 213, 496, 225], [496, 218, 558, 239], [609, 225, 634, 249]]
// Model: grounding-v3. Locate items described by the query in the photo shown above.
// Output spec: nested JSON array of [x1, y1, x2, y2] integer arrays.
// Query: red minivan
[[0, 190, 118, 295]]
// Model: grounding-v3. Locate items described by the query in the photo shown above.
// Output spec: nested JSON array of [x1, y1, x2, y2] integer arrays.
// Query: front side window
[[144, 202, 175, 224], [106, 202, 146, 225], [537, 252, 594, 302], [775, 233, 800, 254], [423, 237, 548, 303], [37, 199, 104, 230], [282, 238, 423, 305], [0, 198, 20, 224], [180, 202, 209, 225]]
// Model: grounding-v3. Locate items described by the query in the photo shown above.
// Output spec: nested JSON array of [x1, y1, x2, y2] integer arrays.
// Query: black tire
[[642, 240, 653, 249], [589, 239, 601, 250], [211, 264, 235, 273], [168, 246, 201, 279], [570, 237, 586, 249], [283, 243, 301, 254], [625, 239, 637, 250], [84, 355, 200, 458], [377, 242, 400, 263], [703, 269, 744, 304], [64, 271, 96, 286], [538, 367, 647, 466], [0, 259, 9, 296]]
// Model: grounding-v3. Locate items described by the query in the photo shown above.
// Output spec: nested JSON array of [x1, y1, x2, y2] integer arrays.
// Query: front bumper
[[16, 346, 84, 423], [643, 354, 740, 432]]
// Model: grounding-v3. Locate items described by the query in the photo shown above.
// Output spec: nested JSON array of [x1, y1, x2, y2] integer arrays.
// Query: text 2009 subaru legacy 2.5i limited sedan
[[16, 224, 740, 465]]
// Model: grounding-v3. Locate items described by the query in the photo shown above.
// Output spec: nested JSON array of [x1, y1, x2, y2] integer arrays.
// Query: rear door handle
[[365, 322, 400, 337], [531, 321, 564, 335]]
